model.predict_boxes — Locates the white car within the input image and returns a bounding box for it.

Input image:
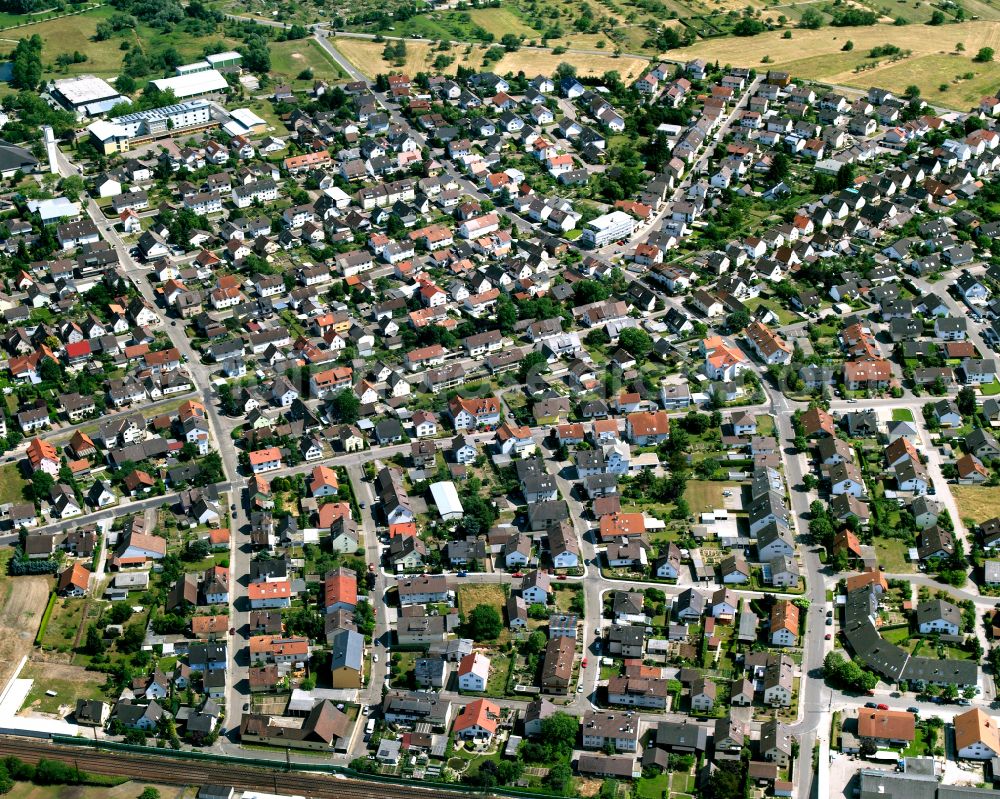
[373,654,379,663]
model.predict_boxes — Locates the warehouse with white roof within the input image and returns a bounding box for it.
[430,481,464,521]
[49,75,128,117]
[151,69,229,100]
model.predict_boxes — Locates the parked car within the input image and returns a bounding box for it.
[864,702,878,708]
[876,703,889,710]
[907,707,920,714]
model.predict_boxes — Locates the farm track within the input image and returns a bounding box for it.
[0,736,465,799]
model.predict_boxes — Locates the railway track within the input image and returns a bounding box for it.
[0,736,464,799]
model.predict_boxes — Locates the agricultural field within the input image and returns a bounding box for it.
[331,36,649,81]
[670,20,1000,107]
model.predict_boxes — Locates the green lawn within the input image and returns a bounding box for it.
[0,463,27,505]
[903,726,934,757]
[892,408,915,422]
[553,585,583,614]
[636,772,670,799]
[20,662,105,714]
[483,652,511,697]
[670,772,696,794]
[269,38,348,85]
[873,537,913,573]
[755,415,775,436]
[880,626,911,645]
[684,480,741,516]
[38,597,87,652]
[981,379,1000,396]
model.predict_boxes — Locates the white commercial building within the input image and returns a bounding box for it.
[151,69,229,99]
[50,75,127,116]
[87,100,216,154]
[580,210,637,248]
[429,481,464,521]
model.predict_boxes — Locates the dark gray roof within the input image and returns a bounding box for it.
[656,720,708,751]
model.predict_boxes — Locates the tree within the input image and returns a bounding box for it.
[0,761,12,795]
[842,39,854,50]
[546,763,572,793]
[10,35,43,91]
[500,33,521,51]
[354,600,375,636]
[115,74,137,95]
[726,309,751,332]
[703,760,742,799]
[975,47,995,62]
[540,712,579,755]
[957,385,977,416]
[467,604,502,640]
[768,152,791,182]
[82,624,105,655]
[329,390,361,423]
[523,630,546,655]
[519,350,549,383]
[618,328,652,358]
[928,9,945,24]
[836,162,856,190]
[118,622,146,653]
[572,279,610,305]
[799,7,823,27]
[496,294,517,333]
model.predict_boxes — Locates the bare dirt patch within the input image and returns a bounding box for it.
[0,567,52,689]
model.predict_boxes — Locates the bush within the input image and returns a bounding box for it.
[974,47,994,62]
[34,593,57,646]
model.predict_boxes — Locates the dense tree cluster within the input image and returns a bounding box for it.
[823,651,878,692]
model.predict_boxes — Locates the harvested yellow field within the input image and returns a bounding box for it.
[830,53,1000,108]
[331,37,648,81]
[951,486,1000,525]
[671,20,1000,65]
[497,48,647,80]
[670,21,1000,105]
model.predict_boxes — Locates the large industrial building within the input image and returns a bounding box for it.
[87,100,218,154]
[176,51,242,75]
[49,75,129,117]
[151,69,229,100]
